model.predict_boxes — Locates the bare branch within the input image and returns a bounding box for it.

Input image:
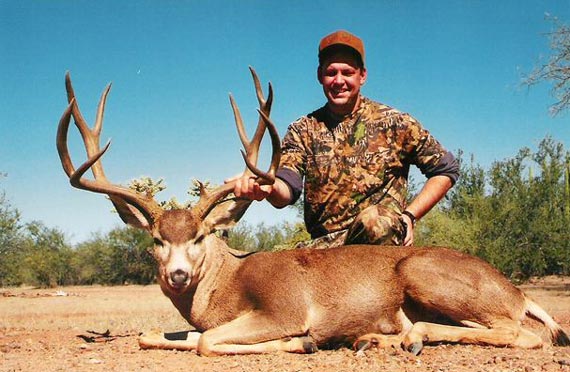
[523,16,570,116]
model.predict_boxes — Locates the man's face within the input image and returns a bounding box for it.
[318,50,367,115]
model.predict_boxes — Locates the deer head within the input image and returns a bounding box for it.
[57,68,279,295]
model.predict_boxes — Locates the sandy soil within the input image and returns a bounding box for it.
[1,277,569,372]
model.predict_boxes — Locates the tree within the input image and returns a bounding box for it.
[525,16,570,116]
[21,221,73,288]
[227,222,257,251]
[0,192,25,286]
[254,223,286,252]
[107,226,155,284]
[417,137,570,281]
[415,151,486,255]
[74,227,155,285]
[73,234,116,285]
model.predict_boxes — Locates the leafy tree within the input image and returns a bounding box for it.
[74,227,155,285]
[227,222,257,251]
[73,233,116,285]
[0,192,25,286]
[107,226,155,284]
[253,223,286,252]
[21,221,73,288]
[226,221,309,252]
[279,221,311,250]
[481,137,570,279]
[417,136,570,281]
[416,151,486,252]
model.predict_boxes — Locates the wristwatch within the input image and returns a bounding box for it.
[402,210,416,226]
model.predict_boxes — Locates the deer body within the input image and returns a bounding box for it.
[167,237,406,339]
[146,213,554,355]
[57,70,569,356]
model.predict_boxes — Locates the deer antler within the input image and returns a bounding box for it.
[57,72,164,226]
[192,67,280,220]
[57,69,279,227]
[234,67,273,170]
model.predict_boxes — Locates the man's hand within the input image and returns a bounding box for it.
[226,173,294,208]
[226,174,273,201]
[235,176,274,201]
[401,213,414,246]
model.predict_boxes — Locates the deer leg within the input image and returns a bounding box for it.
[354,308,412,353]
[197,311,314,356]
[511,328,546,348]
[138,330,201,351]
[401,319,543,355]
[200,336,316,356]
[354,333,405,352]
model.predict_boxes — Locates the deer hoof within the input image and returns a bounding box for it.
[354,339,372,352]
[406,341,423,356]
[353,334,380,352]
[301,337,318,353]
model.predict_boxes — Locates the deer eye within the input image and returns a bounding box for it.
[153,238,164,246]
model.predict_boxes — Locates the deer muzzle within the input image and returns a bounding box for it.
[170,269,190,288]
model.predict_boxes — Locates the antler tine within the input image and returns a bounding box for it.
[64,72,110,180]
[230,94,249,152]
[240,109,280,185]
[249,66,273,112]
[57,73,164,226]
[246,67,273,166]
[193,69,279,220]
[57,98,77,178]
[231,67,274,171]
[192,108,281,219]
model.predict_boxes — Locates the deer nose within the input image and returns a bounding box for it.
[170,269,189,286]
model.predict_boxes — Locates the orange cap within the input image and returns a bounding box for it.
[318,30,365,64]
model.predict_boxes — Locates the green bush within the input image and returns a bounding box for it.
[416,136,570,281]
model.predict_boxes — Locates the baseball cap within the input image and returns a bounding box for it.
[318,30,365,65]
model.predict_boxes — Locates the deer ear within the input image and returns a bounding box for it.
[109,196,152,231]
[201,198,252,234]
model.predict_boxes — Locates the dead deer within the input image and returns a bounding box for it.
[57,69,570,357]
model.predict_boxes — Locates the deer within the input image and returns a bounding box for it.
[57,68,570,357]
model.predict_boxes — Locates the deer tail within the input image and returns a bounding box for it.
[525,297,570,346]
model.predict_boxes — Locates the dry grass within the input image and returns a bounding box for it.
[0,285,189,334]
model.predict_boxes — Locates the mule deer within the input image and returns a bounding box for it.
[57,69,570,356]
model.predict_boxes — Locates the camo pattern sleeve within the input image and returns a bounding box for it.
[278,96,457,239]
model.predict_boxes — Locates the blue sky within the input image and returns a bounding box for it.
[1,1,569,244]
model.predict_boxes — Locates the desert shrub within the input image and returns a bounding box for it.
[417,136,570,280]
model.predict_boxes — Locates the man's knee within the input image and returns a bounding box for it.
[345,205,405,245]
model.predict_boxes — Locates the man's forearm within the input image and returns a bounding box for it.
[405,175,453,221]
[267,178,294,208]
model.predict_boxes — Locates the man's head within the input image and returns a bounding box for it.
[317,30,367,116]
[318,30,365,69]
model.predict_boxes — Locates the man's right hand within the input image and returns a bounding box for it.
[226,173,293,208]
[227,174,273,201]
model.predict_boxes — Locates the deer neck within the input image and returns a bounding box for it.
[183,235,245,328]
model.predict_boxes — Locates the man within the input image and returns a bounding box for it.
[233,30,459,248]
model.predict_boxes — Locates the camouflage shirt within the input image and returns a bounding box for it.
[276,96,459,239]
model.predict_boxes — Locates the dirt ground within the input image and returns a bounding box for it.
[1,276,569,372]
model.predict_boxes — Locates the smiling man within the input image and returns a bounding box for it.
[234,30,459,248]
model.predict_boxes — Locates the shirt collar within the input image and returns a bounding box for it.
[324,95,366,124]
